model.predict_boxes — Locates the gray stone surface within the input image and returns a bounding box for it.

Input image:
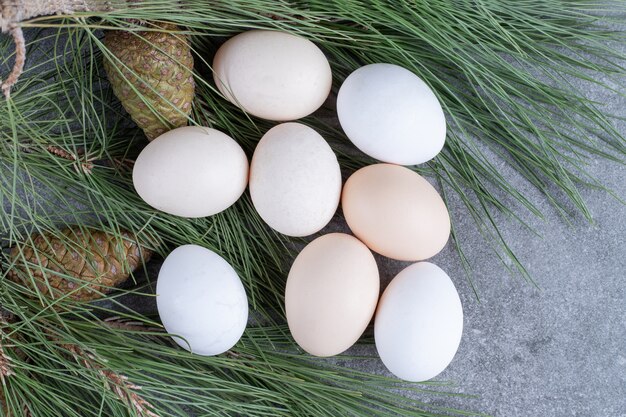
[413,62,626,417]
[394,156,626,417]
[4,24,625,417]
[364,73,626,416]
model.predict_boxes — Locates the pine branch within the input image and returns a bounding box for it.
[0,313,32,417]
[46,146,94,174]
[102,316,162,332]
[61,341,160,417]
[0,329,14,381]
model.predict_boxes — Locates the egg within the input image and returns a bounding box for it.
[250,123,341,237]
[286,233,379,356]
[132,126,248,218]
[337,63,446,165]
[156,244,248,356]
[375,262,463,381]
[213,30,332,121]
[341,163,450,261]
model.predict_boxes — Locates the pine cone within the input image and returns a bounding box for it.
[8,227,152,302]
[103,22,195,140]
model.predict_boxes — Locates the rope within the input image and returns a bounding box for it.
[0,0,98,98]
[1,26,24,98]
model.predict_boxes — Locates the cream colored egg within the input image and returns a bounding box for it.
[375,262,463,381]
[341,164,450,261]
[250,123,341,237]
[286,233,379,357]
[133,126,248,218]
[213,30,332,121]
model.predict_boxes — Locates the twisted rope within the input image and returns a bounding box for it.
[0,0,101,98]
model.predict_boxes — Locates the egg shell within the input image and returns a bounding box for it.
[337,63,446,165]
[132,126,248,218]
[213,30,332,121]
[156,244,248,356]
[286,233,379,357]
[250,123,341,237]
[375,262,463,381]
[341,163,450,261]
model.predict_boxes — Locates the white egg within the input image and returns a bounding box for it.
[156,244,248,356]
[249,123,341,237]
[213,30,332,121]
[374,262,463,381]
[337,63,446,165]
[132,126,248,218]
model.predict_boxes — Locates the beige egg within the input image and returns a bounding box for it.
[286,233,379,357]
[213,30,332,121]
[133,126,248,218]
[250,123,341,237]
[341,164,450,261]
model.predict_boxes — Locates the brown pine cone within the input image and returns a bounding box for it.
[8,227,152,302]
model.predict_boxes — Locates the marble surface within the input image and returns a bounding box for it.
[379,148,626,417]
[411,49,626,417]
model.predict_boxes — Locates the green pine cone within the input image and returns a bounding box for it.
[103,22,195,140]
